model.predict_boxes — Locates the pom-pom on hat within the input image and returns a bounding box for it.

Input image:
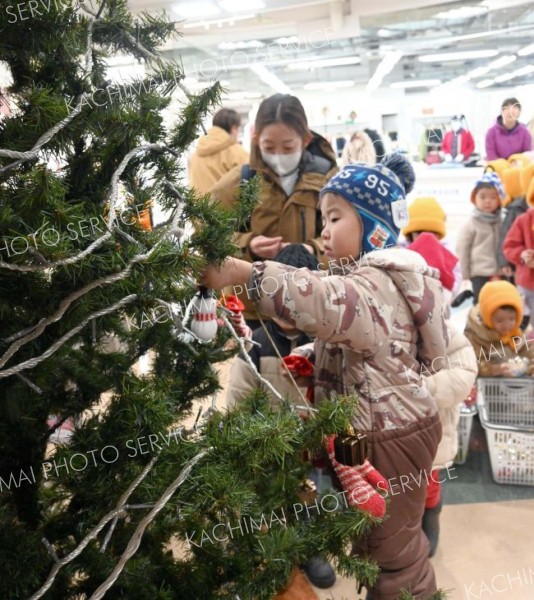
[402,196,446,240]
[470,171,505,204]
[478,280,523,330]
[320,154,414,255]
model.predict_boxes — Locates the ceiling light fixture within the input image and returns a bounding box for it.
[182,13,254,29]
[225,91,263,100]
[366,51,403,92]
[476,79,495,88]
[173,0,222,19]
[518,43,534,57]
[219,0,265,11]
[418,49,498,62]
[494,64,534,82]
[249,64,293,94]
[435,6,487,19]
[218,40,264,50]
[288,56,361,70]
[390,79,441,89]
[303,80,354,90]
[487,54,517,69]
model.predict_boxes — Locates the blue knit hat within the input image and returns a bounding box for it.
[470,171,505,204]
[320,154,415,255]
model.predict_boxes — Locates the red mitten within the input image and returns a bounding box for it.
[326,436,388,518]
[219,295,252,338]
[282,355,314,377]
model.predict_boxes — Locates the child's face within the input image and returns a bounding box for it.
[474,187,500,213]
[491,308,517,336]
[320,193,362,264]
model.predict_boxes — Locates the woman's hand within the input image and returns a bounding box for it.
[200,258,253,291]
[249,235,286,259]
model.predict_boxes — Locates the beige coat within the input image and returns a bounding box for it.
[211,133,337,263]
[455,213,501,279]
[189,126,248,194]
[426,325,477,467]
[225,321,311,409]
[211,133,338,319]
[249,248,450,432]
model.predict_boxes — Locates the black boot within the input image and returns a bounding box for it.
[422,499,442,557]
[303,556,336,588]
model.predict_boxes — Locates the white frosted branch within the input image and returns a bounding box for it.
[0,294,137,380]
[88,449,209,600]
[0,22,94,174]
[0,248,156,368]
[29,453,160,600]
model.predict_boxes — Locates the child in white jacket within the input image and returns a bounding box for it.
[407,232,478,556]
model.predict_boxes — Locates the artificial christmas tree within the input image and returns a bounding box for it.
[0,2,443,599]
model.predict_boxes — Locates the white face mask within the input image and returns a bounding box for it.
[451,119,461,132]
[261,149,302,176]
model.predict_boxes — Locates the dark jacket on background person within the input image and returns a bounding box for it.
[497,197,528,269]
[189,126,248,194]
[210,132,337,319]
[485,117,532,161]
[226,320,311,409]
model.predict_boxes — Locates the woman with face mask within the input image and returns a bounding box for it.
[210,93,338,324]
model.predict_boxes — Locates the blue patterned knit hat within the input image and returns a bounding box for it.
[320,154,415,255]
[470,171,505,204]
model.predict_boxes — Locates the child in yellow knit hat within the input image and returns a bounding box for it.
[402,196,461,295]
[464,280,534,377]
[497,167,528,279]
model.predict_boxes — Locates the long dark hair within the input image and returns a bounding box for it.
[254,94,311,139]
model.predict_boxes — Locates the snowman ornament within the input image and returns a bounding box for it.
[189,287,218,343]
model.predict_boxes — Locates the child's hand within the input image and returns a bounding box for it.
[201,258,252,291]
[492,363,514,377]
[520,250,534,267]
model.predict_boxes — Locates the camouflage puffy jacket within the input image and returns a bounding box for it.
[249,248,450,432]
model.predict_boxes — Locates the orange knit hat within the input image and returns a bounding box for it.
[484,159,509,181]
[501,167,523,206]
[521,164,534,207]
[401,196,446,239]
[528,177,534,208]
[479,280,523,330]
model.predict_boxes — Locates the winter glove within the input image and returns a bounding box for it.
[326,436,388,518]
[454,153,465,163]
